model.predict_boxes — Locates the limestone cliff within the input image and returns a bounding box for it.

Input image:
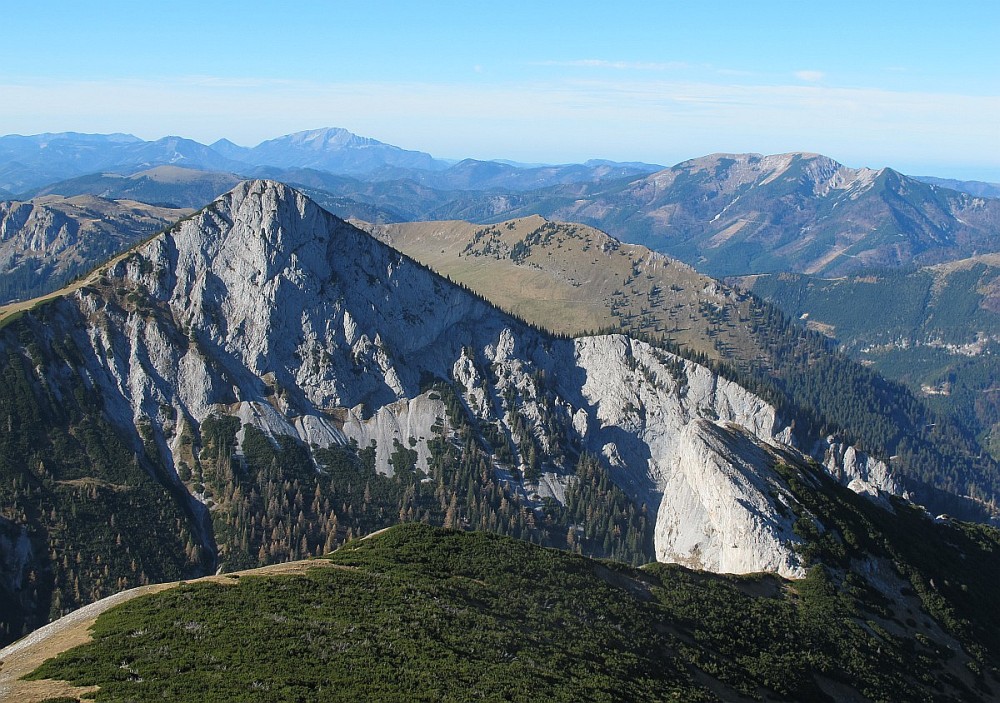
[36,180,900,578]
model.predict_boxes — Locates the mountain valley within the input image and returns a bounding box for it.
[0,128,998,701]
[0,180,940,650]
[739,256,1000,458]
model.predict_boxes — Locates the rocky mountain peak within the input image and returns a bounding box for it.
[3,181,903,590]
[250,127,381,153]
[296,127,378,149]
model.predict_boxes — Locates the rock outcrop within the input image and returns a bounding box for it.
[38,180,898,578]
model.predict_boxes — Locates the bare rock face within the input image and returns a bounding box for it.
[656,420,803,576]
[823,438,901,499]
[61,180,899,578]
[564,335,806,576]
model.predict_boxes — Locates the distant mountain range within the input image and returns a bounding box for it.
[0,132,245,193]
[0,128,662,196]
[209,127,450,174]
[471,152,1000,277]
[914,175,1000,199]
[5,130,999,280]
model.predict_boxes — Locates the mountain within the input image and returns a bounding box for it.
[0,180,900,645]
[214,130,660,190]
[296,186,407,224]
[1,129,661,210]
[364,214,1000,516]
[0,132,141,193]
[0,194,188,303]
[243,166,435,220]
[365,157,663,191]
[913,175,1000,199]
[220,127,450,175]
[115,136,244,174]
[22,165,242,209]
[738,255,1000,459]
[0,133,245,193]
[205,137,248,162]
[7,519,1000,702]
[365,215,784,360]
[472,152,1000,277]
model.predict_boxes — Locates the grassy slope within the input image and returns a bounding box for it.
[364,216,1000,512]
[366,216,768,363]
[19,470,1000,702]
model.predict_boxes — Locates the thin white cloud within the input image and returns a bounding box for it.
[794,70,825,82]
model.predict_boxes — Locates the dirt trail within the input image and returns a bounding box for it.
[0,559,342,702]
[0,248,134,327]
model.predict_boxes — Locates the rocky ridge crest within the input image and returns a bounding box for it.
[49,180,897,577]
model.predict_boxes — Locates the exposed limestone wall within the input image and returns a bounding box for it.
[58,180,901,578]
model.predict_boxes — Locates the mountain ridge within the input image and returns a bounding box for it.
[6,131,997,283]
[0,180,906,645]
[468,151,1000,277]
[6,518,1000,702]
[0,195,189,304]
[220,127,451,174]
[0,128,662,203]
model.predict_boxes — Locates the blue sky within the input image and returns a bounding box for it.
[1,1,998,179]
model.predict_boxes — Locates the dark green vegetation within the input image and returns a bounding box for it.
[26,489,1000,702]
[744,262,1000,465]
[0,321,206,644]
[0,294,651,646]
